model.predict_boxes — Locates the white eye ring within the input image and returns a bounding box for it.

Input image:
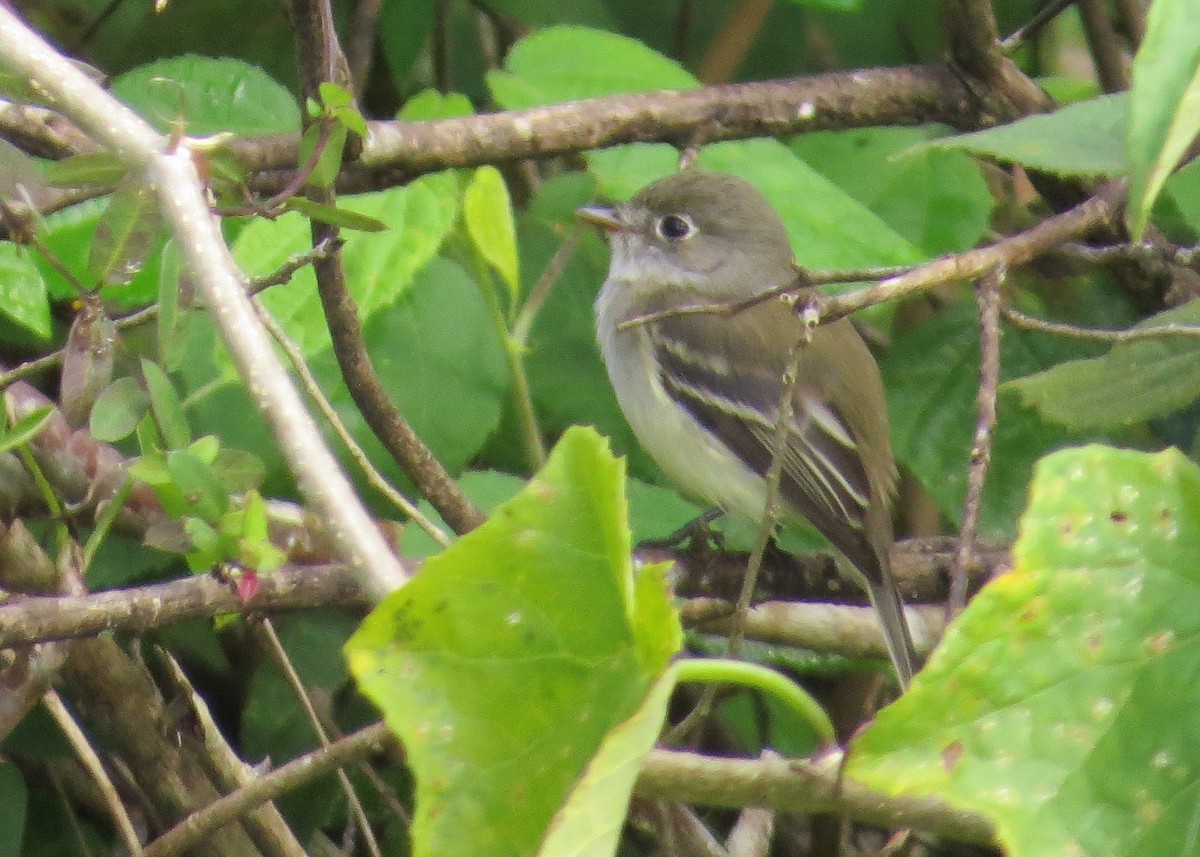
[655,213,697,242]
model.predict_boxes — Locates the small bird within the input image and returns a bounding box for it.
[579,169,917,688]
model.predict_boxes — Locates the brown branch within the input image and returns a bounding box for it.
[287,0,484,536]
[941,0,1053,122]
[0,536,1006,650]
[1001,304,1200,342]
[684,599,947,661]
[0,563,372,647]
[348,0,384,93]
[698,0,773,84]
[227,65,979,177]
[807,183,1126,323]
[1000,0,1076,52]
[142,723,392,857]
[1078,0,1129,93]
[635,750,994,845]
[950,268,1003,615]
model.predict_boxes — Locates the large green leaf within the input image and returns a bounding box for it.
[487,25,696,108]
[696,140,924,270]
[851,445,1200,857]
[932,94,1128,178]
[345,427,680,857]
[111,55,300,136]
[1006,299,1200,429]
[792,125,992,257]
[1125,0,1200,238]
[234,174,460,355]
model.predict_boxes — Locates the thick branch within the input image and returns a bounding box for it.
[635,750,994,845]
[230,65,978,175]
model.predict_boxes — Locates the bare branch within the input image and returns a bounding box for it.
[635,749,994,844]
[950,268,1003,615]
[142,723,392,857]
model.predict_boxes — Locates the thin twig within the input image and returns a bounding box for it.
[253,297,452,547]
[1000,0,1078,52]
[259,618,383,857]
[950,267,1003,616]
[1001,304,1200,342]
[665,337,805,741]
[348,0,384,93]
[43,689,144,856]
[141,723,392,857]
[619,184,1126,332]
[512,227,582,346]
[1077,0,1129,93]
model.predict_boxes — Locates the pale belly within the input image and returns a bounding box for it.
[597,316,769,525]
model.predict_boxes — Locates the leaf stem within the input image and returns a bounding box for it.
[470,248,546,471]
[673,657,836,747]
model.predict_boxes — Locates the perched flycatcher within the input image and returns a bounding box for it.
[580,169,917,688]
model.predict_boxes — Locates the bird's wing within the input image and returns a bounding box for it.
[647,298,881,575]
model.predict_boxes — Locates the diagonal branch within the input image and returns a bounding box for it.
[0,7,409,600]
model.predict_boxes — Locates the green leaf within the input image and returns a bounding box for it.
[0,406,54,456]
[141,358,191,450]
[698,140,924,270]
[236,174,460,354]
[283,197,388,232]
[90,377,150,443]
[791,125,992,256]
[37,197,163,308]
[88,175,164,287]
[110,55,300,136]
[379,0,438,92]
[298,121,348,191]
[0,242,50,339]
[850,445,1200,857]
[43,152,128,188]
[397,88,476,120]
[881,301,1082,536]
[464,165,521,300]
[539,667,678,857]
[487,25,698,108]
[315,256,509,474]
[1164,158,1200,235]
[1005,300,1200,429]
[167,447,229,523]
[1125,0,1200,238]
[932,94,1128,178]
[0,761,26,857]
[157,239,188,371]
[346,427,680,857]
[318,81,367,136]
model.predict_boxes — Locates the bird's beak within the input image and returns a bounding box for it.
[576,204,625,233]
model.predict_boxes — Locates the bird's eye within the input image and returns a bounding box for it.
[655,213,696,242]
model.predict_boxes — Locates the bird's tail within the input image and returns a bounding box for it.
[865,573,918,690]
